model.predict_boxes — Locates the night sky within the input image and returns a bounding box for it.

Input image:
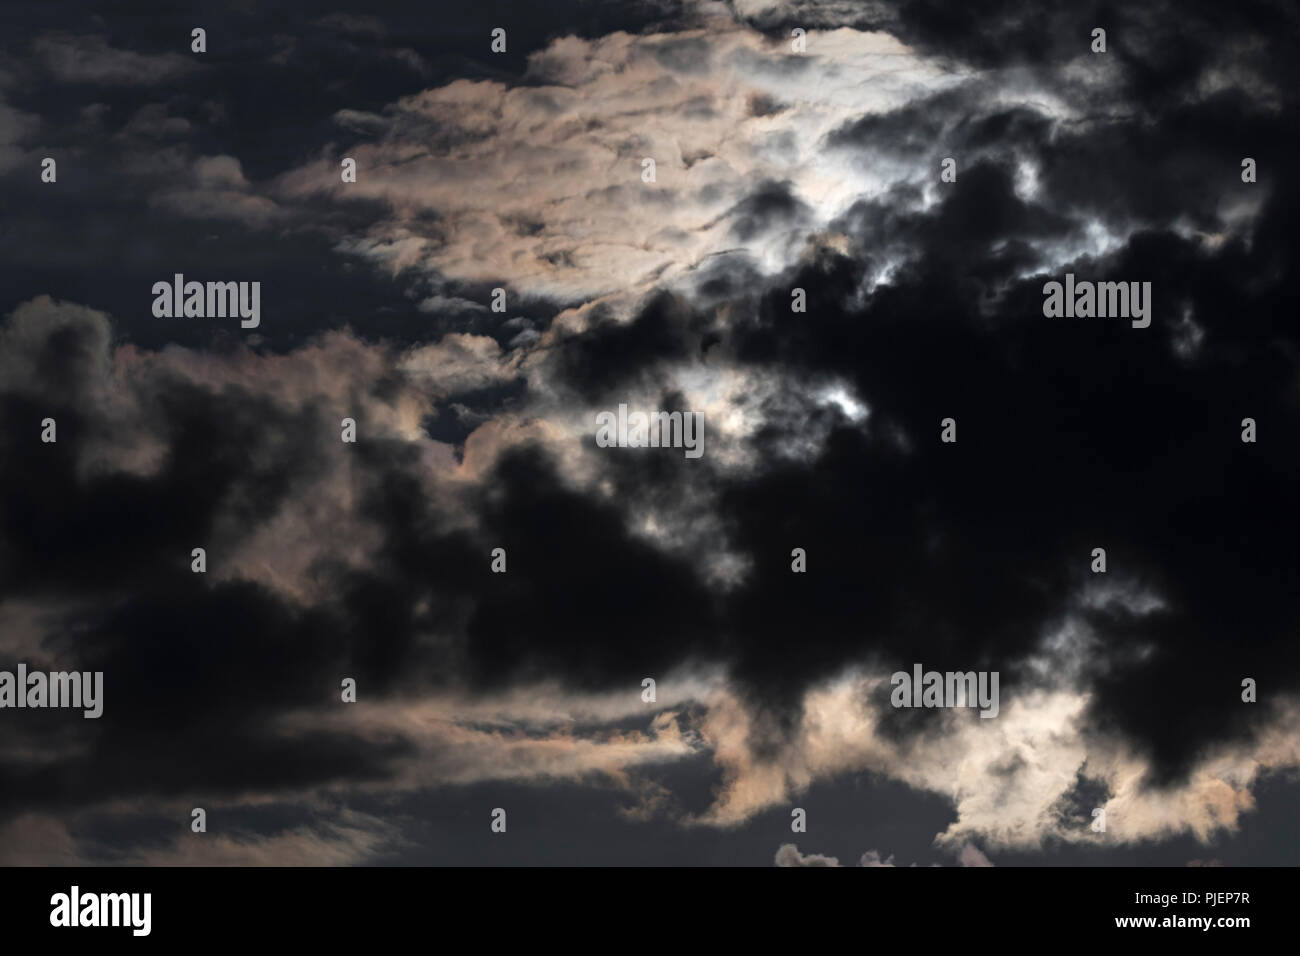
[1,0,1298,866]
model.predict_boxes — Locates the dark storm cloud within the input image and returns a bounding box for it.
[0,296,702,825]
[337,431,715,696]
[719,128,1298,787]
[480,0,1300,787]
[740,0,1297,105]
[0,313,420,818]
[552,292,701,401]
[727,179,812,242]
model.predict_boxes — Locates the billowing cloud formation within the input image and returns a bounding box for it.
[775,843,840,866]
[3,281,1296,864]
[1,0,1299,865]
[278,21,961,303]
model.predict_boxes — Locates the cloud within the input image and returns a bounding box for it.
[0,814,84,865]
[125,813,401,866]
[149,155,285,227]
[0,96,38,174]
[958,844,994,867]
[775,843,839,866]
[32,33,199,86]
[275,24,959,304]
[0,295,715,859]
[777,842,994,866]
[2,1,1298,865]
[858,849,894,866]
[700,661,1300,849]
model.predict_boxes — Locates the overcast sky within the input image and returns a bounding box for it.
[1,0,1298,866]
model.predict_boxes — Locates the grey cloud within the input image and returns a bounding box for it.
[32,33,200,86]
